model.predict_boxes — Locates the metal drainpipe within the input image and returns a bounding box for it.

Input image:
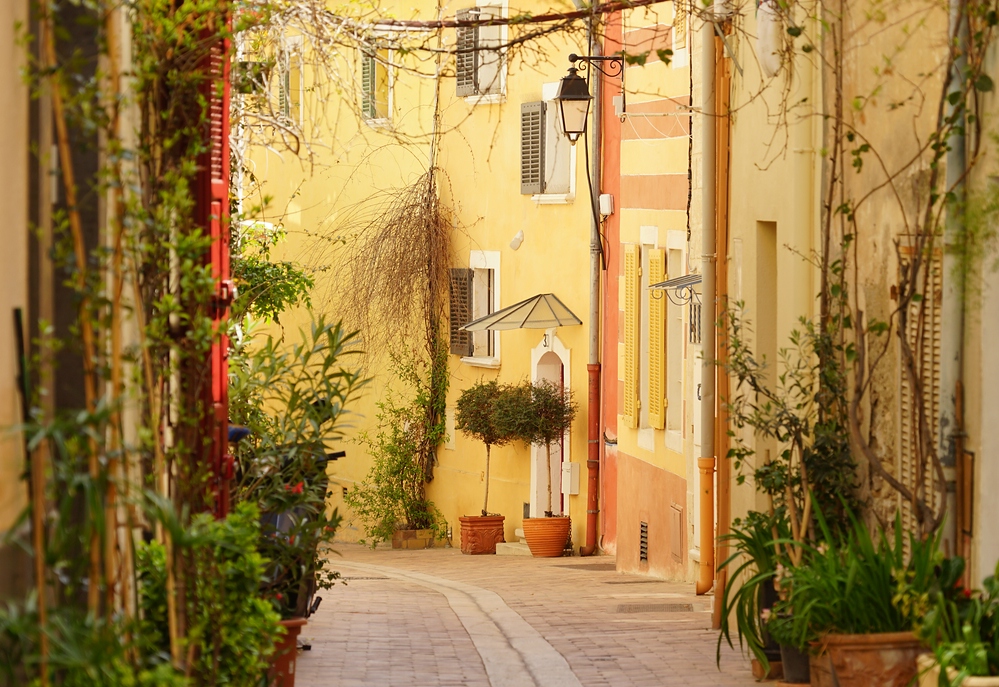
[940,0,967,556]
[696,14,717,596]
[582,20,603,557]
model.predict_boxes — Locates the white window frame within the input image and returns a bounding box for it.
[531,82,577,205]
[360,40,394,128]
[458,0,508,105]
[461,250,501,368]
[663,229,685,453]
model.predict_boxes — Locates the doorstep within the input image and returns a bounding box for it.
[495,541,532,556]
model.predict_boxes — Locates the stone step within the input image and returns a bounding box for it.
[495,541,532,557]
[514,528,527,543]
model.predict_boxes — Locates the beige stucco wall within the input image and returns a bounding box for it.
[0,0,29,536]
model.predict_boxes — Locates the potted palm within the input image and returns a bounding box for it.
[455,380,513,554]
[496,379,576,557]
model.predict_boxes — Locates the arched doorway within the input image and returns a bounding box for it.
[530,331,570,517]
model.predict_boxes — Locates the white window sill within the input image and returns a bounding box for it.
[364,117,392,129]
[531,193,575,205]
[464,93,506,106]
[460,356,501,369]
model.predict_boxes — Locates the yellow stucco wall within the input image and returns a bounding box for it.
[246,1,598,548]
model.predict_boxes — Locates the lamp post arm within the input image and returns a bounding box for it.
[568,53,624,78]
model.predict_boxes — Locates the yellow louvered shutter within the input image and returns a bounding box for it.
[648,249,667,429]
[623,244,641,429]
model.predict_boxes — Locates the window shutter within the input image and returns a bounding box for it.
[450,268,474,356]
[623,244,641,429]
[455,8,479,97]
[898,244,943,546]
[673,1,686,49]
[647,249,667,430]
[361,47,376,118]
[521,101,545,195]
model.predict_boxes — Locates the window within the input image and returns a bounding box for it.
[278,36,303,125]
[361,44,391,122]
[449,251,501,365]
[455,4,505,99]
[520,85,575,199]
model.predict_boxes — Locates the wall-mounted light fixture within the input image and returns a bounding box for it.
[553,53,624,144]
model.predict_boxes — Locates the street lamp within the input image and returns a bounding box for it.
[553,53,624,144]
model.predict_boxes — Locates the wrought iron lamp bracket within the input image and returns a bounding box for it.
[568,53,625,79]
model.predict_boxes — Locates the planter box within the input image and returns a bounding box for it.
[810,632,923,687]
[270,617,307,687]
[391,528,435,550]
[522,516,570,557]
[459,515,505,555]
[918,654,999,687]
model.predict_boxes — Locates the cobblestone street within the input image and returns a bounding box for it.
[296,544,759,687]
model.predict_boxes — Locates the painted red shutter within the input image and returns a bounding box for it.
[197,24,233,518]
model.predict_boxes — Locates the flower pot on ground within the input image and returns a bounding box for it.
[779,641,811,683]
[495,379,577,557]
[391,527,436,549]
[270,617,308,687]
[455,380,516,554]
[522,516,571,557]
[820,631,923,687]
[774,513,949,687]
[459,514,506,554]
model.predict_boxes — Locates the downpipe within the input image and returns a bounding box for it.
[582,23,603,557]
[696,14,717,596]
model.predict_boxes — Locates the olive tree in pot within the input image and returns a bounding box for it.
[455,380,513,554]
[496,379,577,557]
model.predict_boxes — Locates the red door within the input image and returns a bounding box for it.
[196,30,234,518]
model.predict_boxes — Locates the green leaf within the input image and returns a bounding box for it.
[975,73,994,93]
[656,48,674,65]
[787,25,803,37]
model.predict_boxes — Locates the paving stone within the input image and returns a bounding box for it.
[296,544,761,687]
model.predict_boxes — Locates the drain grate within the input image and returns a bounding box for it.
[554,563,617,572]
[616,603,694,613]
[341,576,389,581]
[603,579,662,585]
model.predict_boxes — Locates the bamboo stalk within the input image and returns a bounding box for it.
[40,0,103,617]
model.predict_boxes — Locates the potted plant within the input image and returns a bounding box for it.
[496,379,577,557]
[916,558,999,687]
[773,512,945,687]
[229,316,365,687]
[455,380,513,554]
[717,511,789,680]
[344,355,447,549]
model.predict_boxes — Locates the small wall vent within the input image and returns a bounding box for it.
[639,521,649,563]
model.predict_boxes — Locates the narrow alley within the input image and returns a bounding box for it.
[296,545,757,687]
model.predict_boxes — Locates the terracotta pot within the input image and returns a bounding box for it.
[270,617,307,687]
[522,516,570,557]
[459,515,506,555]
[809,651,836,687]
[815,631,923,687]
[391,528,435,549]
[917,654,999,687]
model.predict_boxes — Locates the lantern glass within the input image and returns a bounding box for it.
[554,68,592,143]
[559,98,591,142]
